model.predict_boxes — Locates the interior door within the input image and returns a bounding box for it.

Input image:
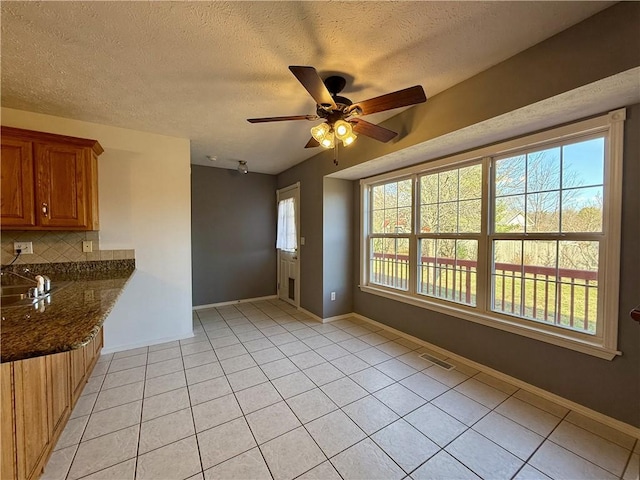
[277,183,300,306]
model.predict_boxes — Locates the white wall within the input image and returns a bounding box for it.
[1,108,193,351]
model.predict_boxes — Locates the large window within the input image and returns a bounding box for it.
[360,110,625,359]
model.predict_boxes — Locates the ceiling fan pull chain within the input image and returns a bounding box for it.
[333,143,339,166]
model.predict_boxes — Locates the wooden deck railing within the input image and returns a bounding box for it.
[371,253,597,330]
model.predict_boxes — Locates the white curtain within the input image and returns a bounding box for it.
[276,198,297,252]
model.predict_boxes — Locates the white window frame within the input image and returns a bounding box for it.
[360,109,625,360]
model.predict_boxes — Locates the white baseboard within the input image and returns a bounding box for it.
[296,307,355,324]
[101,331,194,355]
[193,295,278,310]
[351,312,640,440]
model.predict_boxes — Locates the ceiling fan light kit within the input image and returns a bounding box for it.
[247,65,427,152]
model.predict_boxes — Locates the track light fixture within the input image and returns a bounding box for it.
[237,160,248,174]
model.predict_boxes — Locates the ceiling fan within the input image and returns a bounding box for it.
[247,66,427,149]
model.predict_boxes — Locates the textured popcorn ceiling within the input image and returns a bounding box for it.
[1,1,613,174]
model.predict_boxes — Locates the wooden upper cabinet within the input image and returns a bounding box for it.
[35,143,90,229]
[1,127,103,231]
[0,138,36,227]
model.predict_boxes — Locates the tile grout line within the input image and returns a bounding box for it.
[51,301,635,480]
[218,310,277,480]
[63,354,115,480]
[131,347,149,479]
[180,325,207,480]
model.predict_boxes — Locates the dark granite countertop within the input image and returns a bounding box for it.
[1,261,135,363]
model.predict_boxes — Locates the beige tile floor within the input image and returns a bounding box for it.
[43,299,639,480]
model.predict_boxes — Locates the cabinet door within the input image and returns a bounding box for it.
[69,348,86,405]
[1,363,17,480]
[35,143,89,228]
[0,138,35,227]
[14,357,50,480]
[94,328,104,359]
[47,352,70,442]
[84,337,97,372]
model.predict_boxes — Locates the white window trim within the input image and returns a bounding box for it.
[359,109,625,360]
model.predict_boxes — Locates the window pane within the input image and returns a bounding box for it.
[558,241,598,334]
[492,240,523,316]
[495,155,526,196]
[494,195,525,233]
[561,186,603,233]
[384,183,398,209]
[418,238,477,306]
[522,241,557,323]
[372,179,414,234]
[372,210,385,233]
[438,202,457,233]
[458,199,481,233]
[492,239,599,335]
[562,138,604,189]
[419,163,481,234]
[370,237,410,291]
[420,204,437,233]
[527,147,561,193]
[397,179,413,207]
[372,185,385,210]
[526,191,560,233]
[459,164,482,200]
[420,174,438,205]
[397,206,412,233]
[439,170,458,202]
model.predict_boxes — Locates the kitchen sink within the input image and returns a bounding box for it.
[1,282,70,308]
[2,292,33,307]
[1,284,34,296]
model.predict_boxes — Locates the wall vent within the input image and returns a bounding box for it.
[419,352,454,371]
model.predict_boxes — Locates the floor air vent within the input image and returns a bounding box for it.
[419,352,454,370]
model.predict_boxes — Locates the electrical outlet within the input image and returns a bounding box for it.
[82,241,93,253]
[14,242,33,254]
[330,291,336,301]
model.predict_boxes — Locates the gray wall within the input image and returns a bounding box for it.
[353,103,640,427]
[276,3,640,425]
[278,159,328,316]
[191,165,277,306]
[323,178,354,318]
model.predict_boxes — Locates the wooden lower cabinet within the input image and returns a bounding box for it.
[47,353,71,443]
[1,363,17,480]
[0,327,103,480]
[13,357,50,480]
[69,347,86,405]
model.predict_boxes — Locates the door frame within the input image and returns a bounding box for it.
[276,182,301,307]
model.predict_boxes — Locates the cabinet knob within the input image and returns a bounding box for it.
[42,203,48,217]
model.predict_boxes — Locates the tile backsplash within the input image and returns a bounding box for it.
[1,231,134,265]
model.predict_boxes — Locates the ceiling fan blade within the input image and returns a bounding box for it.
[351,118,398,143]
[289,66,337,110]
[247,115,318,123]
[349,85,427,116]
[304,138,320,148]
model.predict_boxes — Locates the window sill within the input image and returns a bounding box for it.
[359,285,621,360]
